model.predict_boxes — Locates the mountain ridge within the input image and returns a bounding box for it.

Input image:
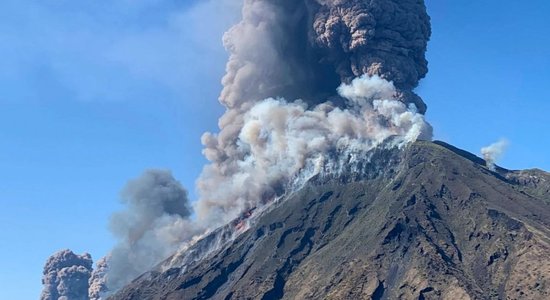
[110,141,550,300]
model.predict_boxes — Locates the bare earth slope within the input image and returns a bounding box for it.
[111,141,550,300]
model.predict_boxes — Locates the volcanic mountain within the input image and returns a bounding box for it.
[110,141,550,300]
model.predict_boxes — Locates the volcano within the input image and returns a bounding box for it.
[109,141,550,300]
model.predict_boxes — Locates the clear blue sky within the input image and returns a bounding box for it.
[0,1,548,299]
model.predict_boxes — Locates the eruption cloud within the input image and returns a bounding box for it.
[41,250,93,300]
[197,0,431,228]
[481,139,509,171]
[43,0,433,295]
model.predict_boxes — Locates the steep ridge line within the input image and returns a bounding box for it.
[110,141,550,300]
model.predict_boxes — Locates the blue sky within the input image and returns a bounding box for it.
[0,1,549,299]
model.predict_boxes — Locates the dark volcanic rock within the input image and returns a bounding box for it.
[110,141,550,300]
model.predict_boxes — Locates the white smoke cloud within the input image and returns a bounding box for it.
[481,139,509,171]
[196,74,432,229]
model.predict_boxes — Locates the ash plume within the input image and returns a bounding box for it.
[41,249,93,300]
[481,139,509,171]
[218,0,430,112]
[313,0,431,112]
[104,169,197,292]
[197,0,431,227]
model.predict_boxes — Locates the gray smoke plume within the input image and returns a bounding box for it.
[481,139,509,171]
[88,256,109,300]
[104,169,196,292]
[312,0,431,112]
[218,0,430,112]
[41,249,93,300]
[197,0,431,227]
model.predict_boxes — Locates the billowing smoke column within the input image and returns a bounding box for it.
[197,0,431,227]
[481,139,509,171]
[105,169,195,291]
[217,0,430,113]
[312,0,431,112]
[41,250,93,300]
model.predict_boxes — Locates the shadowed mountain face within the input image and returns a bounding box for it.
[110,141,550,300]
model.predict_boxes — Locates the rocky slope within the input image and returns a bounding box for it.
[110,141,550,300]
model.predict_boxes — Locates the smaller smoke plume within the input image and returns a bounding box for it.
[481,139,509,171]
[41,249,93,300]
[105,169,196,292]
[88,256,109,300]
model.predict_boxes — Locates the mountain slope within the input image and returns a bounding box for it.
[111,141,550,300]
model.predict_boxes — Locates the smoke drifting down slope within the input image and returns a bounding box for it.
[42,0,433,296]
